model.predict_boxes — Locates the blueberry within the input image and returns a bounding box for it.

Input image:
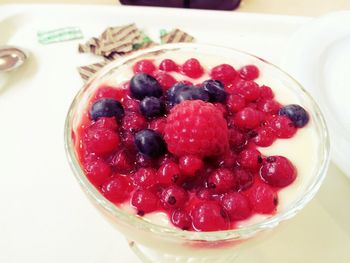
[135,129,167,158]
[130,73,163,100]
[90,98,124,121]
[166,82,191,104]
[140,97,165,118]
[202,80,227,102]
[279,104,309,128]
[174,86,209,105]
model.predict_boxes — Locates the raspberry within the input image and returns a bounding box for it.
[210,64,237,84]
[207,168,236,194]
[131,189,158,214]
[110,149,134,174]
[237,149,262,171]
[101,175,131,204]
[132,168,157,189]
[181,58,204,78]
[157,161,181,185]
[257,99,281,114]
[221,192,252,221]
[171,209,191,230]
[179,155,203,176]
[148,117,167,135]
[247,183,277,214]
[253,127,276,147]
[232,80,260,102]
[154,71,177,91]
[239,65,260,80]
[133,59,156,75]
[213,102,228,117]
[234,107,262,130]
[161,185,188,209]
[159,59,178,72]
[94,85,127,102]
[269,115,297,138]
[164,100,229,157]
[260,156,296,187]
[84,159,112,187]
[121,112,147,133]
[190,202,228,231]
[227,94,245,113]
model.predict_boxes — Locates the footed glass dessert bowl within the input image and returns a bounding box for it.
[65,43,330,263]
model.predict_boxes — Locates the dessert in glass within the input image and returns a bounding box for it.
[65,43,330,263]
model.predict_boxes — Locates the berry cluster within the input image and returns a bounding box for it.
[76,57,309,232]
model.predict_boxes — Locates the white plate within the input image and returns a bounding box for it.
[282,11,350,177]
[0,4,349,263]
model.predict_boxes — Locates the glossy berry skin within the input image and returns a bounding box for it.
[130,73,163,100]
[221,192,252,221]
[84,159,112,187]
[135,129,167,158]
[93,85,127,101]
[233,167,254,191]
[173,86,209,105]
[164,100,229,157]
[157,161,181,185]
[207,168,236,194]
[121,112,147,132]
[181,58,204,78]
[260,156,296,187]
[279,104,309,128]
[190,202,228,231]
[131,189,158,214]
[269,115,297,138]
[226,94,245,113]
[161,185,188,209]
[179,155,204,176]
[90,98,124,121]
[202,79,228,102]
[132,168,157,189]
[101,175,131,204]
[110,149,134,174]
[140,96,165,118]
[159,59,178,72]
[148,117,167,135]
[234,107,262,129]
[210,64,237,84]
[154,71,177,91]
[166,82,190,106]
[238,149,262,171]
[239,65,260,80]
[133,59,156,75]
[233,80,260,102]
[253,127,276,147]
[171,210,191,230]
[247,183,277,214]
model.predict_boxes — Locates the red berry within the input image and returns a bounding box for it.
[253,127,276,147]
[164,100,229,157]
[132,168,157,189]
[196,188,215,200]
[227,94,245,113]
[234,107,262,130]
[131,189,158,214]
[90,117,118,131]
[210,64,237,84]
[228,128,247,148]
[122,96,140,113]
[207,168,237,193]
[154,71,177,91]
[102,175,131,204]
[260,85,274,99]
[157,161,181,185]
[161,185,188,209]
[216,150,237,168]
[148,117,167,135]
[213,102,228,117]
[181,58,204,79]
[247,183,277,214]
[239,65,260,80]
[94,85,127,102]
[135,152,155,168]
[171,209,192,230]
[260,156,296,187]
[233,80,260,102]
[233,167,254,191]
[84,159,112,187]
[159,59,178,72]
[190,202,228,231]
[222,192,252,220]
[269,115,297,138]
[122,112,147,133]
[257,99,281,114]
[179,155,204,177]
[133,59,156,75]
[120,130,135,149]
[238,149,262,171]
[110,149,134,174]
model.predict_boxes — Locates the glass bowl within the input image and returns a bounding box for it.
[64,43,330,263]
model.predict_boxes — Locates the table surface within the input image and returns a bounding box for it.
[1,0,350,16]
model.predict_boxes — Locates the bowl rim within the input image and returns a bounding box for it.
[64,43,330,241]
